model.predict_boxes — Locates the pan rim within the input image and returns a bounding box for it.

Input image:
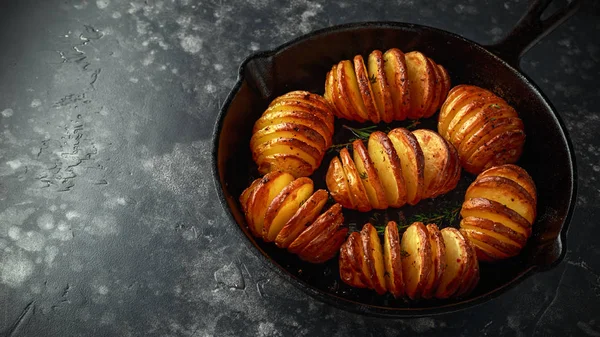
[210,21,578,317]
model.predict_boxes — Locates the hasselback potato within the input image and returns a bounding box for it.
[339,221,479,299]
[459,164,537,261]
[324,48,451,123]
[251,91,336,178]
[240,171,347,263]
[326,128,461,211]
[438,85,525,174]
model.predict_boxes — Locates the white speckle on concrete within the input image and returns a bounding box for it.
[86,215,119,236]
[96,0,110,9]
[8,227,21,240]
[258,322,280,337]
[0,251,35,287]
[49,205,58,212]
[51,221,74,241]
[37,213,55,230]
[30,99,42,108]
[142,51,155,66]
[1,108,13,117]
[454,4,479,15]
[6,160,22,169]
[98,285,109,295]
[112,11,121,19]
[250,42,260,51]
[179,35,202,54]
[129,77,139,83]
[593,165,600,172]
[214,64,223,71]
[65,211,80,220]
[16,231,45,252]
[45,246,59,267]
[299,3,322,34]
[205,84,216,94]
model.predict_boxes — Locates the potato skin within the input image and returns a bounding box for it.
[460,164,537,262]
[251,91,335,177]
[438,84,525,174]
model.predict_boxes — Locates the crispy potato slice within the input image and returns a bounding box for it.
[308,228,349,264]
[251,123,327,155]
[340,148,371,212]
[401,222,431,300]
[423,58,442,118]
[452,230,476,298]
[412,129,451,199]
[326,156,355,209]
[460,229,512,261]
[275,189,328,248]
[240,178,262,214]
[367,50,395,123]
[298,214,345,263]
[435,227,469,299]
[466,176,536,224]
[257,154,313,178]
[405,51,435,119]
[460,216,527,248]
[262,177,314,242]
[445,94,501,143]
[367,131,407,207]
[459,117,524,161]
[270,91,335,130]
[461,197,531,237]
[465,129,525,174]
[436,64,451,106]
[478,164,537,204]
[361,223,387,295]
[421,224,446,299]
[354,55,380,123]
[352,140,388,210]
[254,110,332,145]
[246,172,295,237]
[383,221,405,298]
[459,227,521,258]
[383,48,411,121]
[436,139,461,197]
[337,60,368,122]
[288,204,342,254]
[340,232,369,288]
[266,98,335,137]
[450,101,517,150]
[438,85,488,137]
[326,64,352,120]
[456,235,480,297]
[388,128,425,205]
[254,137,321,170]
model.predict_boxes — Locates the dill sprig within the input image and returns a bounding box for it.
[344,124,378,140]
[407,205,461,227]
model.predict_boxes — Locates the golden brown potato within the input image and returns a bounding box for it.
[435,227,469,299]
[325,156,355,209]
[288,204,343,255]
[465,175,536,224]
[405,51,435,119]
[460,164,537,262]
[354,55,381,123]
[262,177,314,242]
[324,48,449,122]
[307,227,349,264]
[368,131,407,208]
[383,48,411,121]
[421,224,446,299]
[339,232,369,288]
[412,129,459,199]
[240,178,262,214]
[388,128,425,205]
[454,231,479,298]
[383,221,405,298]
[275,189,328,248]
[251,91,335,177]
[245,172,295,237]
[438,84,525,174]
[297,214,345,263]
[352,140,388,210]
[367,50,395,123]
[340,148,372,212]
[401,222,432,300]
[361,223,388,295]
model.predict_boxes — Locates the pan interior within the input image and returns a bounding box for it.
[215,23,575,314]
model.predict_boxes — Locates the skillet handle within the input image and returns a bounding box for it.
[486,0,581,69]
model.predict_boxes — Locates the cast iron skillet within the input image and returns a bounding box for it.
[212,0,579,317]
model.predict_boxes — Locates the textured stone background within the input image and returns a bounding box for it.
[0,0,598,336]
